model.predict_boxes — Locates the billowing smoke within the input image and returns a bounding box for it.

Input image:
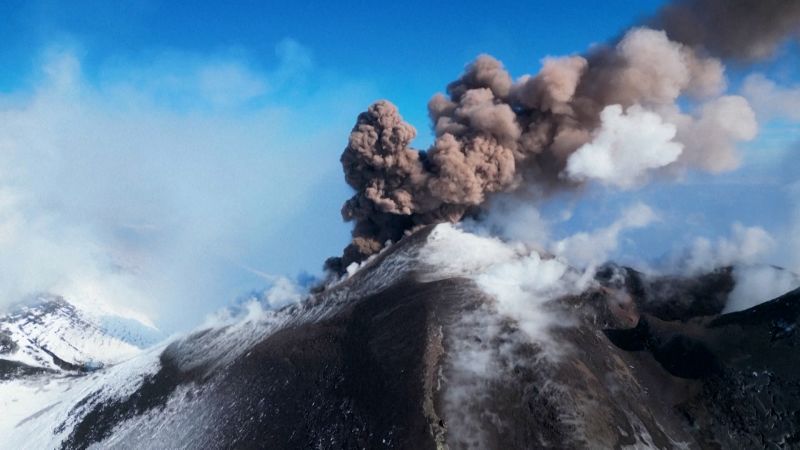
[329,0,798,272]
[741,74,800,122]
[653,0,800,61]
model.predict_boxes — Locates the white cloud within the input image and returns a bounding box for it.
[0,43,375,330]
[788,180,800,274]
[741,73,800,122]
[565,104,683,188]
[93,39,313,110]
[552,202,658,267]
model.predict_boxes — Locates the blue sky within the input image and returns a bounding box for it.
[0,1,797,330]
[0,0,670,137]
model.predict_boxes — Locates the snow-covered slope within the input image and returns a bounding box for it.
[0,294,162,373]
[0,294,164,447]
[0,344,165,449]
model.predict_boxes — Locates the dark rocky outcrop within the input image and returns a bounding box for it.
[596,264,736,321]
[0,358,54,380]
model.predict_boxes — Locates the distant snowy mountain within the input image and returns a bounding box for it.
[0,294,164,448]
[0,294,162,375]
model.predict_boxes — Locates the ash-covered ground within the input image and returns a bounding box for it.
[2,224,798,449]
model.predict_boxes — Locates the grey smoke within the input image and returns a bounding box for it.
[653,0,800,61]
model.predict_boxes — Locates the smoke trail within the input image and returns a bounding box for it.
[653,0,800,61]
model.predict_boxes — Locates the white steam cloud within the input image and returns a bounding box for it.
[788,180,800,275]
[726,265,800,313]
[552,203,658,267]
[565,105,683,188]
[420,223,591,348]
[677,223,775,274]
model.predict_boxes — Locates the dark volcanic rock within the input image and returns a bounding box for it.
[0,358,54,380]
[54,229,800,449]
[596,263,736,321]
[604,287,800,448]
[0,330,17,354]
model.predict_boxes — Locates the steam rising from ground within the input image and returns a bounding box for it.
[727,265,800,313]
[330,0,800,268]
[676,223,776,274]
[422,202,662,347]
[670,223,799,311]
[419,223,591,357]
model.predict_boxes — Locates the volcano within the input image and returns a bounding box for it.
[2,224,798,449]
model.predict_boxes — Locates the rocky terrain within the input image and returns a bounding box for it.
[2,225,799,449]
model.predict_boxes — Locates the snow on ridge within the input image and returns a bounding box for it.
[419,224,593,341]
[0,293,166,446]
[0,343,165,449]
[0,294,162,373]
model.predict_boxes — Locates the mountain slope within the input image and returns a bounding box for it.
[3,224,799,449]
[0,295,160,374]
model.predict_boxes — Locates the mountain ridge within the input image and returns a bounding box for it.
[2,224,799,449]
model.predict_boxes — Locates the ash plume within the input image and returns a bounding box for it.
[653,0,800,61]
[328,0,800,272]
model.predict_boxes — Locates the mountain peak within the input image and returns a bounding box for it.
[0,294,162,375]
